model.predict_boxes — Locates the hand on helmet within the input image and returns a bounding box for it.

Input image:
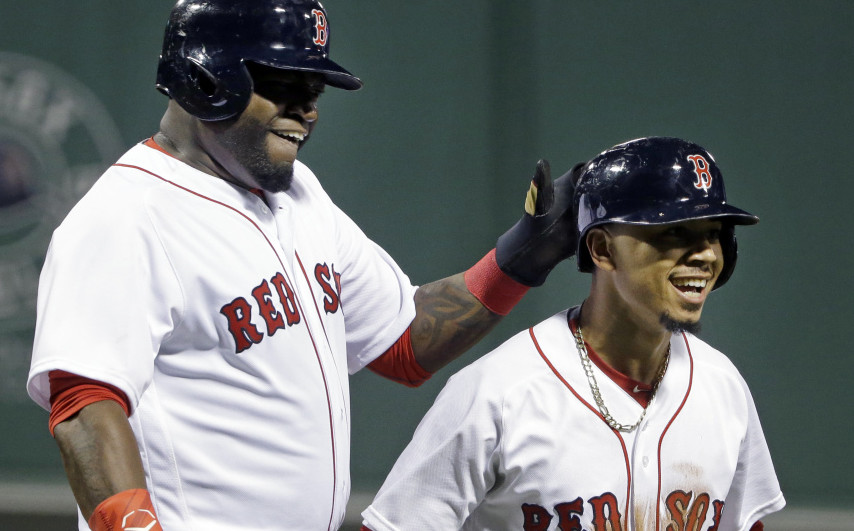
[495,160,583,286]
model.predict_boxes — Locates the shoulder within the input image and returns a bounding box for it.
[445,311,572,400]
[292,159,320,184]
[53,142,235,244]
[288,159,330,200]
[681,333,742,375]
[70,142,190,213]
[55,153,159,238]
[679,332,754,400]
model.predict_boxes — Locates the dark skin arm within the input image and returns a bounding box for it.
[53,400,147,520]
[409,272,503,373]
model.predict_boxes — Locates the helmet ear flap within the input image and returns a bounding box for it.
[568,161,586,187]
[170,58,253,121]
[713,224,738,290]
[187,59,220,98]
[569,160,594,273]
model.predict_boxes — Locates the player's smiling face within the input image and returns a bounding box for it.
[601,219,724,331]
[203,67,325,193]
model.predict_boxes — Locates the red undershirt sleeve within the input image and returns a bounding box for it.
[367,326,432,387]
[48,370,131,436]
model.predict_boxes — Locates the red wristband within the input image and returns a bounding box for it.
[464,249,530,316]
[88,489,162,531]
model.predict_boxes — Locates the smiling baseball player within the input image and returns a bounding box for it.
[361,137,785,531]
[25,1,579,530]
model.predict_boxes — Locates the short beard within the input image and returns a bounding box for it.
[219,117,295,193]
[248,156,294,193]
[660,312,702,335]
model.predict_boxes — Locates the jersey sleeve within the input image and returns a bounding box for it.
[328,201,418,374]
[361,365,501,530]
[27,175,182,412]
[720,375,786,530]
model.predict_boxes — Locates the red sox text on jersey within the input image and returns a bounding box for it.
[220,263,342,353]
[522,489,723,531]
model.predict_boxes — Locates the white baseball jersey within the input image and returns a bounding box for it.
[27,141,418,530]
[362,308,784,531]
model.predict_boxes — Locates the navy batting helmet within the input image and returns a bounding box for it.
[574,137,758,289]
[156,0,362,121]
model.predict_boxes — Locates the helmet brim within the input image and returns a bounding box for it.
[269,57,363,91]
[606,202,759,227]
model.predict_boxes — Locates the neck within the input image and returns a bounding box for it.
[577,291,671,385]
[155,104,248,190]
[155,104,202,166]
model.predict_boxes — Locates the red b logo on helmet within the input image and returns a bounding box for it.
[687,154,713,191]
[312,9,328,46]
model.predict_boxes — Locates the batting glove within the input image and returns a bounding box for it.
[495,160,582,287]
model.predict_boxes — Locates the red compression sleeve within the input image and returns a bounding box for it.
[464,248,530,316]
[367,326,432,387]
[48,370,131,436]
[89,489,162,531]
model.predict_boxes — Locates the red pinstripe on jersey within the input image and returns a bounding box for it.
[656,332,694,530]
[294,250,340,531]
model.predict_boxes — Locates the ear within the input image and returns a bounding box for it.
[587,227,616,272]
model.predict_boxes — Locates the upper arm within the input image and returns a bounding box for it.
[720,376,785,529]
[326,203,418,373]
[28,185,179,409]
[362,368,501,529]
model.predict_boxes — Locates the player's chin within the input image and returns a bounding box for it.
[660,310,702,334]
[254,163,295,193]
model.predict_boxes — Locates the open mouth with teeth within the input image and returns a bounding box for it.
[671,278,708,296]
[271,130,306,146]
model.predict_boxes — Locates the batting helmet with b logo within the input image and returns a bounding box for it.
[155,0,362,121]
[573,137,759,289]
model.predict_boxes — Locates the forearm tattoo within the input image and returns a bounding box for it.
[411,274,502,372]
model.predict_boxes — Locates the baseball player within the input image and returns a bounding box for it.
[361,137,786,531]
[25,1,578,530]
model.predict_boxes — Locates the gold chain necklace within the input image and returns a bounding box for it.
[572,326,670,433]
